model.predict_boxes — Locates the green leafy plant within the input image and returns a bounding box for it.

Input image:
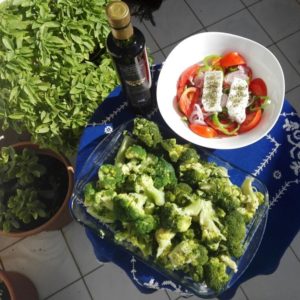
[0,146,50,232]
[0,0,118,154]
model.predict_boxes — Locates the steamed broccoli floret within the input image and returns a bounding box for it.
[114,229,153,257]
[167,239,208,270]
[135,174,165,206]
[165,182,193,206]
[155,228,176,258]
[125,144,147,161]
[223,211,246,258]
[113,193,147,221]
[153,157,177,189]
[198,199,226,251]
[204,257,230,292]
[199,177,243,212]
[160,202,192,232]
[115,134,136,164]
[132,118,162,148]
[178,147,200,164]
[239,177,265,222]
[219,254,238,273]
[160,138,188,162]
[179,162,210,185]
[98,164,124,190]
[84,185,117,223]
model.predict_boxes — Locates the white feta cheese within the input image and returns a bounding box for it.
[226,77,249,124]
[202,71,223,112]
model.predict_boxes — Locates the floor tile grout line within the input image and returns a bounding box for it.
[0,237,25,254]
[60,228,95,300]
[183,0,207,30]
[286,83,300,94]
[164,289,172,300]
[289,245,300,263]
[43,277,83,300]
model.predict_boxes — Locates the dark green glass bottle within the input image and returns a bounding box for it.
[106,1,154,115]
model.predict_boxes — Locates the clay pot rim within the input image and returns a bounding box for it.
[0,270,17,299]
[0,141,74,238]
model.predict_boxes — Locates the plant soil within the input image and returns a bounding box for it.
[0,281,10,300]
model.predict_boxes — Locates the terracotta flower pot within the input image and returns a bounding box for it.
[0,270,38,300]
[0,142,74,238]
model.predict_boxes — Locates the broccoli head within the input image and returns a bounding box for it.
[198,199,226,251]
[178,147,200,164]
[153,157,177,189]
[155,228,176,258]
[114,229,153,257]
[84,186,117,223]
[204,257,230,292]
[98,164,124,190]
[160,138,188,162]
[113,193,147,222]
[125,144,147,161]
[222,211,246,258]
[160,202,192,233]
[134,214,159,235]
[165,182,193,206]
[135,174,165,206]
[167,239,208,270]
[179,162,210,186]
[132,118,162,148]
[114,134,136,164]
[239,177,265,222]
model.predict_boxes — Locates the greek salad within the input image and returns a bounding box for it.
[176,51,270,138]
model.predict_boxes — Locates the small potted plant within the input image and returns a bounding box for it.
[0,142,74,238]
[0,257,38,300]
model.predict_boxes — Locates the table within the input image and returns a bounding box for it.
[75,64,300,299]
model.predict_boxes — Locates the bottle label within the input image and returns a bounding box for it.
[118,49,152,107]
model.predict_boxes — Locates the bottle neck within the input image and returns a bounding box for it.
[111,22,134,42]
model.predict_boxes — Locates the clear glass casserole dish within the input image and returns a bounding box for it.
[70,118,269,298]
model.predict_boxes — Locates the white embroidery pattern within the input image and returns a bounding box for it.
[273,170,282,180]
[104,125,113,134]
[252,134,281,176]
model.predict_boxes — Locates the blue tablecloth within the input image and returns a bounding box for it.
[75,65,300,299]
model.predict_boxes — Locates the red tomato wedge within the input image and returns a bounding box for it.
[249,78,267,96]
[220,52,246,68]
[177,64,199,100]
[239,109,262,133]
[189,123,218,138]
[178,87,200,117]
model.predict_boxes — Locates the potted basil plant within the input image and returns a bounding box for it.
[0,142,74,238]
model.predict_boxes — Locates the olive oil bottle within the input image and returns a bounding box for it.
[106,1,153,114]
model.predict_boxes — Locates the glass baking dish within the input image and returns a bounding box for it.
[70,118,269,298]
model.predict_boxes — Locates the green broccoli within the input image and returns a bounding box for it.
[204,257,230,292]
[134,214,159,235]
[135,174,165,206]
[222,211,246,258]
[219,254,238,273]
[160,202,192,232]
[155,228,176,258]
[178,147,200,164]
[165,182,193,206]
[132,118,162,148]
[167,239,208,270]
[114,134,136,164]
[113,193,147,221]
[114,229,153,257]
[125,144,147,161]
[160,138,188,162]
[153,157,177,189]
[199,177,243,212]
[198,199,226,251]
[98,164,124,190]
[84,185,117,223]
[239,177,265,222]
[179,162,210,185]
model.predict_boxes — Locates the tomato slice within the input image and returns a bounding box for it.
[220,52,246,68]
[177,64,199,100]
[189,123,218,138]
[178,87,200,117]
[239,109,262,133]
[249,78,267,96]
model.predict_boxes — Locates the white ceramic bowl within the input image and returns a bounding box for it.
[156,32,285,149]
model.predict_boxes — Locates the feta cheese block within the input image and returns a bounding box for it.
[226,77,249,124]
[202,71,223,112]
